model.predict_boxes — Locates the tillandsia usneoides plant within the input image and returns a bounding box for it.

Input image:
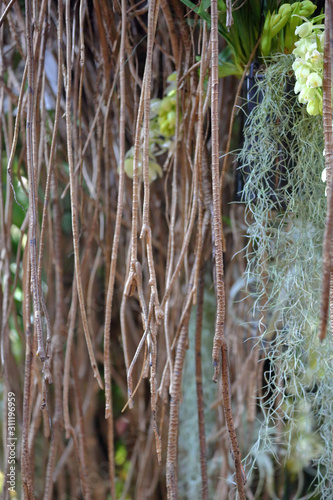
[238,53,333,498]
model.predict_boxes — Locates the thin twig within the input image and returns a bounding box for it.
[0,0,18,27]
[26,0,46,361]
[210,1,246,497]
[65,0,103,388]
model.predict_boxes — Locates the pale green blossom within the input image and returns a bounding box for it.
[306,97,321,115]
[295,21,313,38]
[305,48,322,65]
[299,86,316,102]
[306,72,322,88]
[294,81,302,94]
[295,64,311,84]
[292,19,324,116]
[124,72,179,182]
[293,37,316,57]
[292,59,304,71]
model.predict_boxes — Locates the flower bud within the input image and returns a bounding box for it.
[298,0,317,17]
[270,12,290,38]
[278,3,291,19]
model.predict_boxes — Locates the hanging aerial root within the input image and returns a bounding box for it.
[319,2,333,342]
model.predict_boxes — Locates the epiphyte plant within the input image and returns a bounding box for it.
[180,0,318,78]
[292,15,325,115]
[124,73,179,182]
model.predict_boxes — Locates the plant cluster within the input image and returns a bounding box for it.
[291,14,326,195]
[292,17,325,115]
[124,73,178,182]
[261,1,317,56]
[181,0,318,77]
[239,54,333,498]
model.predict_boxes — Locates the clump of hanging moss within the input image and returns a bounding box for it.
[239,54,333,498]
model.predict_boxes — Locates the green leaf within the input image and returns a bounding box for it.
[179,0,211,24]
[197,0,211,15]
[217,0,226,12]
[218,47,243,77]
[218,61,242,77]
